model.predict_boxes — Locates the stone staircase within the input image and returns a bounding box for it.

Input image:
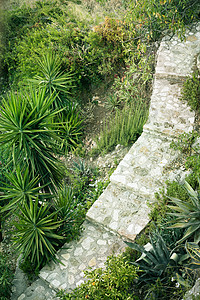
[14,24,200,299]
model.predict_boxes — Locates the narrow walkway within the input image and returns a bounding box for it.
[16,24,200,299]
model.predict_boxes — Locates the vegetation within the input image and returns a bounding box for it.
[0,0,199,298]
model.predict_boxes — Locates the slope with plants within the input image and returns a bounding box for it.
[0,0,200,299]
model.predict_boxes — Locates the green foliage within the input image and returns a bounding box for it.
[126,230,180,283]
[0,252,14,299]
[170,130,199,155]
[57,254,138,300]
[181,71,200,112]
[13,198,64,270]
[126,0,200,42]
[168,180,200,244]
[0,167,50,213]
[0,87,65,192]
[56,111,84,154]
[29,52,75,109]
[95,102,148,154]
[52,185,84,241]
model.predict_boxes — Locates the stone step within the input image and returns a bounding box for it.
[143,78,195,139]
[16,278,58,300]
[155,24,200,77]
[39,220,126,292]
[109,131,179,196]
[87,183,150,241]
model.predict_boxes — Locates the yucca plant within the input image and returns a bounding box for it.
[0,87,65,192]
[168,179,200,244]
[29,52,75,109]
[13,198,64,270]
[0,166,51,213]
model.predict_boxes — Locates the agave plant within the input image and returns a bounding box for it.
[125,231,180,283]
[0,88,65,192]
[29,52,75,109]
[168,179,200,244]
[13,199,64,270]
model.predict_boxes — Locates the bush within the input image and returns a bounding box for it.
[57,254,139,300]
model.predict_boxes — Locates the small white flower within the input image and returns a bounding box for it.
[175,282,180,288]
[171,277,174,282]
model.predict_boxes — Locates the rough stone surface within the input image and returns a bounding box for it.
[15,24,200,299]
[183,278,200,299]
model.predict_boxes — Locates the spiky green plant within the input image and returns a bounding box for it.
[0,88,65,191]
[0,166,51,213]
[185,242,200,269]
[125,231,178,283]
[29,52,75,109]
[13,198,64,270]
[168,179,200,244]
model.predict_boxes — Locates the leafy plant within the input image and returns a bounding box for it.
[105,94,122,111]
[13,198,64,270]
[29,52,75,109]
[57,254,138,300]
[168,179,200,244]
[0,87,65,192]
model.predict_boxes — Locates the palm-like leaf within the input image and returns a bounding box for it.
[0,88,65,191]
[168,180,200,243]
[13,199,64,269]
[29,52,75,109]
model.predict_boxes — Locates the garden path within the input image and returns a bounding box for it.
[14,23,200,300]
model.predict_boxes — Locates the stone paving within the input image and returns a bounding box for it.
[15,24,200,299]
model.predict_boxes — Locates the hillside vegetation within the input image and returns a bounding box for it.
[0,0,200,299]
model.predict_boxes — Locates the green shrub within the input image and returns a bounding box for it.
[57,254,139,300]
[181,71,200,112]
[0,252,14,299]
